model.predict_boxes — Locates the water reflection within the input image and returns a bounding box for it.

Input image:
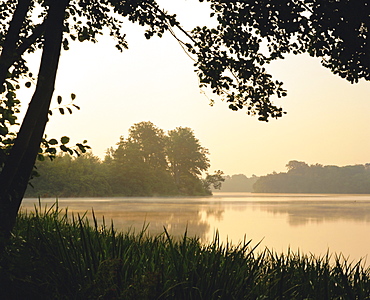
[21,193,370,234]
[205,208,224,221]
[21,193,370,264]
[260,201,370,226]
[211,193,370,226]
[21,197,225,241]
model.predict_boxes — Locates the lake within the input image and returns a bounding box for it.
[21,192,370,264]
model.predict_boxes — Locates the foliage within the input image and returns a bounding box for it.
[0,84,89,174]
[107,121,177,196]
[167,127,210,195]
[1,206,370,299]
[253,160,370,193]
[25,153,111,198]
[108,122,212,196]
[27,122,219,197]
[217,174,259,192]
[203,170,225,192]
[191,0,370,121]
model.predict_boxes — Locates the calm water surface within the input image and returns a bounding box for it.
[22,192,370,264]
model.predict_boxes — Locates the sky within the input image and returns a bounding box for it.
[19,0,370,177]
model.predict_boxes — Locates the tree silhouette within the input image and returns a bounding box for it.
[167,127,210,195]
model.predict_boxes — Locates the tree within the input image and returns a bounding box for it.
[219,174,258,192]
[107,122,213,196]
[1,0,370,245]
[128,122,168,171]
[0,0,199,244]
[167,127,210,195]
[192,0,370,113]
[253,161,370,194]
[0,0,71,246]
[108,122,176,196]
[286,160,309,172]
[25,153,111,197]
[203,170,225,194]
[26,122,217,197]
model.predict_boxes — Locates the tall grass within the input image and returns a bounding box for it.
[1,203,370,299]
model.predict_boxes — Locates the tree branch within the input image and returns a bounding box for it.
[0,0,32,88]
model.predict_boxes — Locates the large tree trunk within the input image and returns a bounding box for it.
[0,0,69,249]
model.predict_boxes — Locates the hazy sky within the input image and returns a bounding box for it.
[19,0,370,177]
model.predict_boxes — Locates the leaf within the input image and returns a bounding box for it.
[60,144,68,152]
[62,38,69,51]
[67,107,72,114]
[0,125,8,136]
[25,82,31,88]
[229,104,238,111]
[59,108,64,115]
[71,93,76,100]
[72,104,80,110]
[45,148,57,154]
[48,138,58,145]
[57,95,62,104]
[77,143,87,153]
[60,136,70,144]
[5,82,13,91]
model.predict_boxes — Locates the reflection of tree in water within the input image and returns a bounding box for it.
[85,210,211,241]
[206,208,225,221]
[21,198,224,241]
[258,201,370,226]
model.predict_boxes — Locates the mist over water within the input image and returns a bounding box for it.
[22,192,370,264]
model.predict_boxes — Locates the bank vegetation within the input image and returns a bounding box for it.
[1,205,369,299]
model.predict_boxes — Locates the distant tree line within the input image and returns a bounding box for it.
[253,160,370,194]
[213,174,258,192]
[25,122,224,198]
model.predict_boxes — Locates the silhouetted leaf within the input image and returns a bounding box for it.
[77,143,87,153]
[60,136,70,144]
[45,148,57,154]
[48,138,58,145]
[0,126,8,136]
[60,144,68,152]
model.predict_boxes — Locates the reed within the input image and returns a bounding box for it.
[1,203,370,299]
